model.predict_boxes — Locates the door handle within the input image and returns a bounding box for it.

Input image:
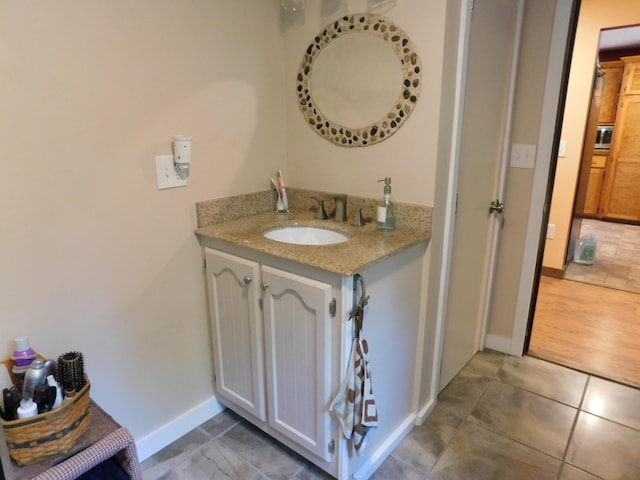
[489,199,505,214]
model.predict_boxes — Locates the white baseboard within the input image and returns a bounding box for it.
[415,397,436,425]
[484,333,512,354]
[135,397,225,462]
[352,414,417,480]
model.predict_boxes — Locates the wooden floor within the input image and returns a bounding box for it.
[529,276,640,389]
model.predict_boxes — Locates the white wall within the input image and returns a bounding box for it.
[0,0,286,447]
[284,0,443,206]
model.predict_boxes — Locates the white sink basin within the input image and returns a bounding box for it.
[263,226,350,245]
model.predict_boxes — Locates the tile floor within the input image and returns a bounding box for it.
[140,351,640,479]
[565,218,640,294]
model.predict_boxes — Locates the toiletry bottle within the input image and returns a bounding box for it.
[17,398,37,419]
[376,177,396,231]
[22,358,46,401]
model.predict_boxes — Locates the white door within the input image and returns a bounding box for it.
[205,248,266,421]
[439,0,524,389]
[262,265,333,462]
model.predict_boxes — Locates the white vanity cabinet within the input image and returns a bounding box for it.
[202,240,426,480]
[205,248,335,462]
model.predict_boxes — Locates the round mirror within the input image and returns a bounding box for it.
[296,14,422,147]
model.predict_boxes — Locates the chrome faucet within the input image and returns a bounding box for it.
[332,194,347,223]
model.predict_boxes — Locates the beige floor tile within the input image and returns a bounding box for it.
[566,412,640,479]
[436,370,492,420]
[292,464,335,479]
[156,440,265,480]
[430,421,561,480]
[496,355,587,407]
[370,455,429,480]
[391,403,462,472]
[217,421,305,479]
[460,349,505,377]
[566,219,640,294]
[559,464,601,480]
[470,380,577,458]
[140,428,212,480]
[582,377,640,431]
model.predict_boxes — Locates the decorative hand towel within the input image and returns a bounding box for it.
[352,338,378,453]
[330,338,378,453]
[329,340,357,440]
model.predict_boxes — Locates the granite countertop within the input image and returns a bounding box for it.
[195,189,431,276]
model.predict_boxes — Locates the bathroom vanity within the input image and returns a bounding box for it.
[195,189,431,479]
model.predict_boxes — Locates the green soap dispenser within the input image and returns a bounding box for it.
[376,177,396,231]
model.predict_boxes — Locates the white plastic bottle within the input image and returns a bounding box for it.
[17,398,37,419]
[574,233,597,265]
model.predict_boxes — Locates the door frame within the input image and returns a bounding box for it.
[511,0,580,355]
[426,0,578,415]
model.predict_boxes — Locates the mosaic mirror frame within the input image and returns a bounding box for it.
[296,14,422,147]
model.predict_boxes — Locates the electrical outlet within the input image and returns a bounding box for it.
[155,155,187,190]
[547,223,556,239]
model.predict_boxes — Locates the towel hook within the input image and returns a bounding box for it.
[350,274,370,336]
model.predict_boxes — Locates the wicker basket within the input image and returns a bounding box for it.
[1,359,91,465]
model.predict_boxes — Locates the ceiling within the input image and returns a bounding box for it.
[599,25,640,51]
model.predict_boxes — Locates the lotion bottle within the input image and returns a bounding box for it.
[17,398,37,419]
[376,177,396,231]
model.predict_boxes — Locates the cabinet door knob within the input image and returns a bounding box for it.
[262,282,269,291]
[243,276,252,285]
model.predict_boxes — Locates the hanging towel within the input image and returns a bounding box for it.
[330,338,378,453]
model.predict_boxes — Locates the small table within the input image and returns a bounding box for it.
[3,402,141,480]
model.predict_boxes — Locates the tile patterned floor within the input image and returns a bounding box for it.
[565,218,640,293]
[140,351,640,479]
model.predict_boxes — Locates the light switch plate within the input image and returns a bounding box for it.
[558,140,568,157]
[155,155,187,190]
[510,144,537,169]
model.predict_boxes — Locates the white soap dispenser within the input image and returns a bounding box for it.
[376,177,396,231]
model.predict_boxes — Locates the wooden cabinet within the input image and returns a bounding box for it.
[205,248,332,461]
[583,154,607,216]
[601,95,640,221]
[599,55,640,222]
[621,55,640,95]
[599,61,623,124]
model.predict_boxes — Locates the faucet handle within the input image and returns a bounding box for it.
[352,206,368,227]
[311,196,330,220]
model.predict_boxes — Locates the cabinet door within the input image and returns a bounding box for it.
[599,62,623,124]
[262,266,333,462]
[205,248,265,421]
[602,96,640,221]
[622,59,640,96]
[583,167,604,216]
